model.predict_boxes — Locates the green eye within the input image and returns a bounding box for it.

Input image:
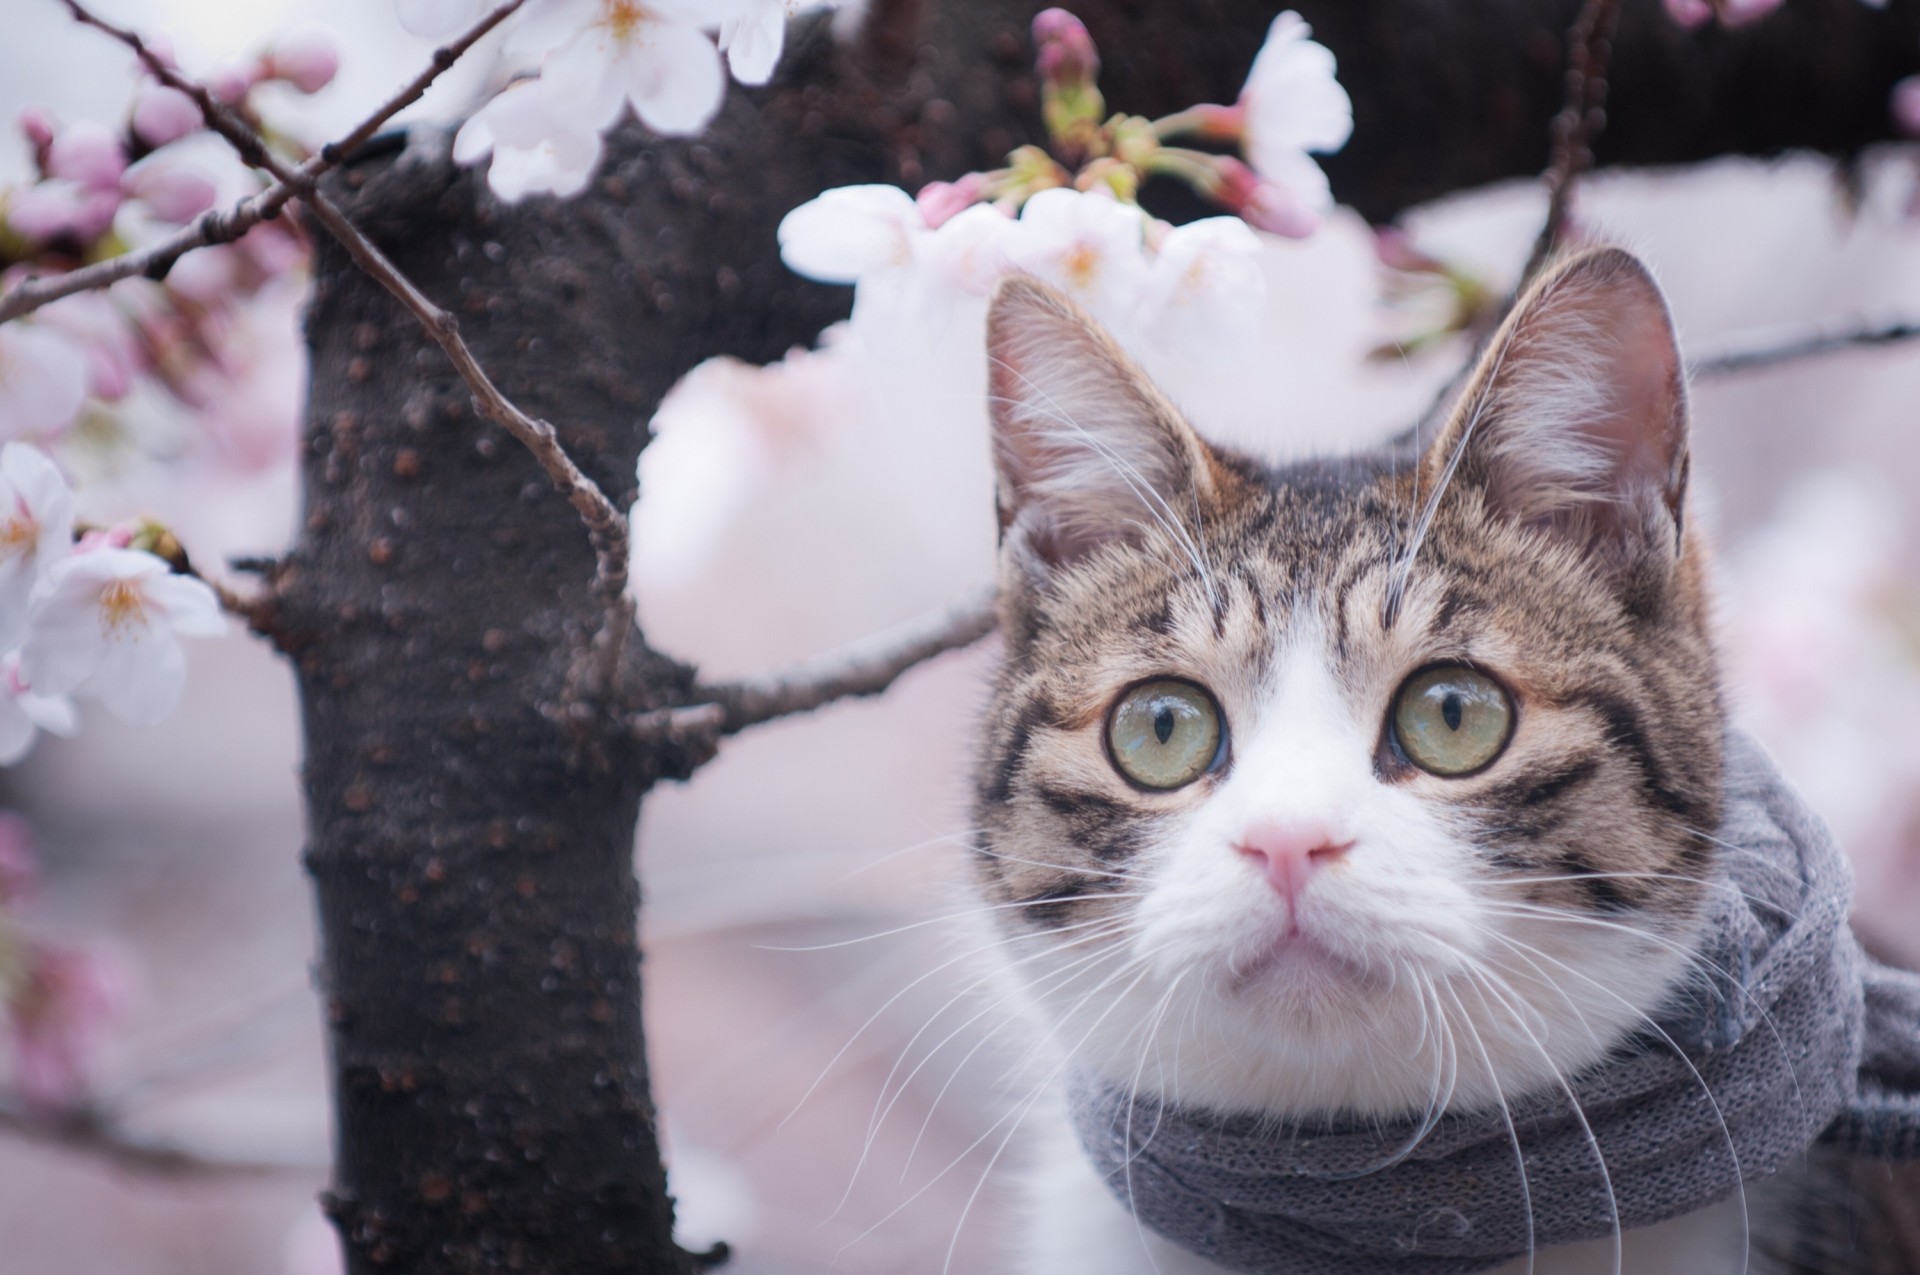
[1106,679,1225,791]
[1391,665,1514,777]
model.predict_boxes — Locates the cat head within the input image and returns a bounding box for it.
[972,248,1724,1117]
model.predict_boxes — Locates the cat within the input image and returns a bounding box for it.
[965,249,1916,1275]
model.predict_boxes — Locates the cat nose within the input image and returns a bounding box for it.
[1233,823,1353,904]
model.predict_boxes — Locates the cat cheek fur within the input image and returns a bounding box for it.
[974,252,1724,1132]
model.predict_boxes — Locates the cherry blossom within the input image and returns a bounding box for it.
[0,444,76,650]
[19,547,225,728]
[3,940,128,1110]
[1234,13,1351,226]
[1135,217,1266,361]
[508,0,741,132]
[0,323,89,441]
[720,1,816,87]
[778,184,948,351]
[0,654,78,767]
[263,31,342,95]
[454,78,606,202]
[1002,186,1149,326]
[130,85,201,147]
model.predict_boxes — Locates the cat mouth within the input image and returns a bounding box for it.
[1225,918,1373,995]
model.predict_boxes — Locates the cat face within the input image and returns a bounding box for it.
[972,250,1724,1118]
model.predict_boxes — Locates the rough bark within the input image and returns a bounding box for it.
[283,2,1920,1272]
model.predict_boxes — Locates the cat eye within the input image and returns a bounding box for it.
[1106,679,1226,791]
[1390,665,1514,777]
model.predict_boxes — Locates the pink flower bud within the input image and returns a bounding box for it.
[0,812,37,907]
[208,63,258,106]
[266,31,340,95]
[19,108,57,170]
[1209,157,1319,239]
[46,122,127,189]
[123,157,218,224]
[1032,8,1098,86]
[131,85,203,147]
[915,174,988,230]
[1894,77,1920,139]
[1372,227,1444,275]
[1662,0,1714,26]
[7,180,123,245]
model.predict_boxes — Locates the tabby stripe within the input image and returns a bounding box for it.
[1016,876,1112,929]
[983,695,1057,805]
[1552,851,1639,912]
[1563,687,1701,821]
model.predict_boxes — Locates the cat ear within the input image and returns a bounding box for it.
[986,275,1217,568]
[1423,247,1690,558]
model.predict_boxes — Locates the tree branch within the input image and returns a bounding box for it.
[1522,0,1624,285]
[1689,316,1920,377]
[0,1,523,327]
[652,585,1000,742]
[57,0,634,671]
[0,1094,320,1179]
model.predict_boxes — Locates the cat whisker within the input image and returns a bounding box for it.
[1472,899,1811,1139]
[1439,975,1540,1274]
[754,890,1148,953]
[890,921,1144,1186]
[1466,924,1755,1275]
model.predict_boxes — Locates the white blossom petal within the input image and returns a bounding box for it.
[777,185,921,283]
[720,4,787,85]
[1136,217,1267,362]
[19,548,219,727]
[1003,188,1150,328]
[608,19,727,135]
[84,616,187,726]
[0,443,77,651]
[455,79,606,201]
[927,202,1015,296]
[142,574,227,637]
[1241,13,1353,159]
[848,262,959,356]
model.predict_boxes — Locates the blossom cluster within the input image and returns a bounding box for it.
[774,10,1351,361]
[0,443,223,762]
[429,0,834,201]
[1,47,320,454]
[0,813,127,1110]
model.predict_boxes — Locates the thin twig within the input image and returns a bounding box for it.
[0,1,523,326]
[0,1094,320,1178]
[59,0,632,665]
[1520,0,1623,287]
[652,585,999,741]
[1690,316,1920,378]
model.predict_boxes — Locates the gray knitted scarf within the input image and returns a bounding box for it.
[1068,733,1920,1275]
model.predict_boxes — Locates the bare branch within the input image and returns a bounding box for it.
[0,2,523,327]
[658,585,1000,741]
[0,1094,320,1179]
[1690,316,1920,378]
[1520,0,1623,286]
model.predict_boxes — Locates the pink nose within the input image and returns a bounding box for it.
[1234,823,1354,904]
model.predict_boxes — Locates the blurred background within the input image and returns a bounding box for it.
[2,1,1918,1271]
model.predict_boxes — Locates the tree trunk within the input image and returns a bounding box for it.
[281,2,1920,1271]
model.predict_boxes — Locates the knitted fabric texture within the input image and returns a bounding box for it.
[1067,733,1920,1275]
